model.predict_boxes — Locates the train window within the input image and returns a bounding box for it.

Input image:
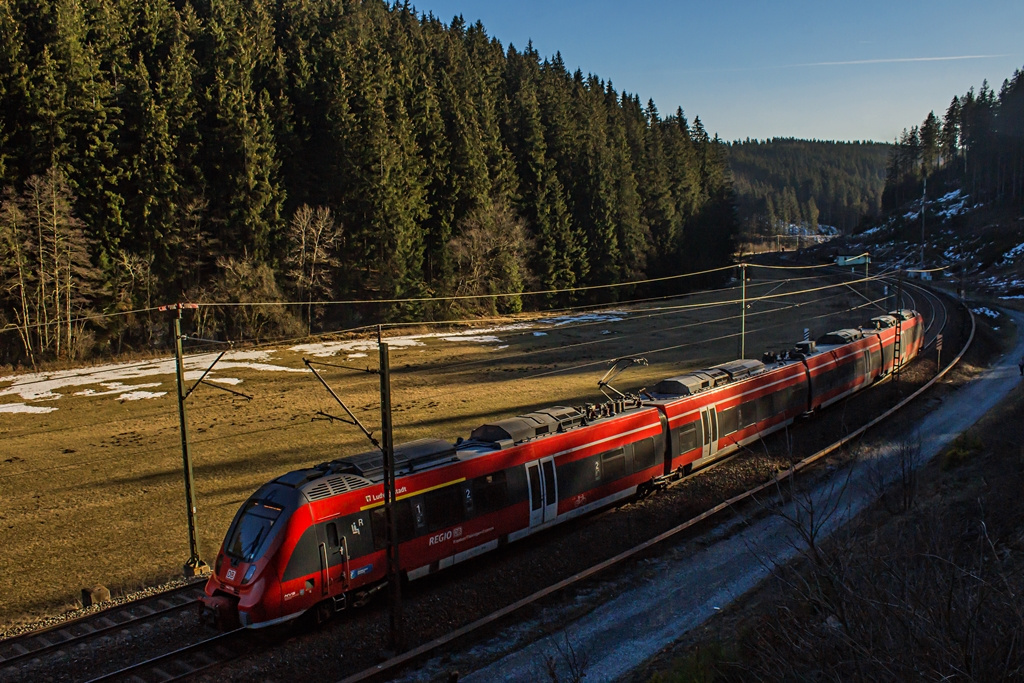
[717,406,738,436]
[472,470,510,516]
[677,423,698,453]
[738,400,758,429]
[326,522,339,548]
[633,438,657,471]
[758,393,775,421]
[601,448,626,481]
[528,466,543,509]
[423,485,464,532]
[370,500,416,549]
[226,501,282,562]
[700,411,710,445]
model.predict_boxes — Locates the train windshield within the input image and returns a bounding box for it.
[226,501,283,562]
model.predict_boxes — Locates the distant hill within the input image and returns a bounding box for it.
[727,139,892,238]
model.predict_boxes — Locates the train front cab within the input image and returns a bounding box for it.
[202,483,303,629]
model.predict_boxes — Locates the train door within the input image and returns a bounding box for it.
[319,520,350,598]
[525,457,558,528]
[700,405,719,461]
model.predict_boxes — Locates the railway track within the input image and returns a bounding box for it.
[85,629,250,682]
[335,285,970,683]
[1,279,962,683]
[0,583,205,677]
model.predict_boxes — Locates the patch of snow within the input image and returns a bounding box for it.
[74,381,163,397]
[939,189,962,202]
[904,210,920,221]
[206,377,242,385]
[971,307,1000,319]
[291,324,533,357]
[0,402,59,414]
[440,335,502,344]
[0,350,301,405]
[1002,242,1024,261]
[1000,294,1024,300]
[117,391,167,401]
[539,311,627,326]
[347,353,368,359]
[495,345,509,350]
[532,332,548,337]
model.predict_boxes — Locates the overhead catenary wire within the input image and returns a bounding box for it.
[0,269,883,402]
[525,293,893,380]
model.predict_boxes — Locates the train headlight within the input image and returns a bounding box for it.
[242,565,257,584]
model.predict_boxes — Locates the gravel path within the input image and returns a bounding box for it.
[417,311,1024,683]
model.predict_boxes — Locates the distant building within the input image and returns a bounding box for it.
[836,254,871,267]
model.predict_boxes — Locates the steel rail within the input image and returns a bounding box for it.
[84,628,248,683]
[336,286,973,683]
[0,583,205,670]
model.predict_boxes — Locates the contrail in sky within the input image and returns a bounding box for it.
[787,54,1011,67]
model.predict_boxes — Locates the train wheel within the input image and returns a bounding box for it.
[314,599,334,626]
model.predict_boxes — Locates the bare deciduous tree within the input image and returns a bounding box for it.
[284,205,341,333]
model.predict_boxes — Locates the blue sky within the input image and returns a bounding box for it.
[414,0,1023,143]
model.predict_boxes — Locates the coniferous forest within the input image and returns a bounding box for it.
[727,139,891,237]
[882,67,1024,211]
[0,0,739,367]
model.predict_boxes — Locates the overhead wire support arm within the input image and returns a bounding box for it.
[598,357,648,401]
[303,358,381,451]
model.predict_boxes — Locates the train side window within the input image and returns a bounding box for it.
[633,438,657,471]
[423,485,464,532]
[601,448,626,481]
[739,400,758,428]
[758,393,775,421]
[677,423,698,452]
[371,500,416,548]
[326,522,340,548]
[472,470,509,516]
[718,406,738,436]
[370,508,386,550]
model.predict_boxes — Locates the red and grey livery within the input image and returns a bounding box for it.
[201,309,924,629]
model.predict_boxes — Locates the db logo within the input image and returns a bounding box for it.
[226,569,236,580]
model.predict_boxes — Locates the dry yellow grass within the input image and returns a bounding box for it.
[0,271,876,628]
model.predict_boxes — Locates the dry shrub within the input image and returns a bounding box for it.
[941,432,985,471]
[737,503,1024,681]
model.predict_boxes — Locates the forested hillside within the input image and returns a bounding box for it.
[0,0,738,367]
[882,67,1024,211]
[727,139,890,236]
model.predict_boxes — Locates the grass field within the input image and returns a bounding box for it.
[0,270,884,628]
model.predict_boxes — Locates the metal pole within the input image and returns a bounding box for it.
[920,176,926,267]
[740,263,747,359]
[173,309,208,577]
[379,336,403,650]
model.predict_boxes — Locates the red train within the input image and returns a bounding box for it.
[201,309,924,628]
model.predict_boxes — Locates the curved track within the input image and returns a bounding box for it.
[336,284,970,683]
[0,279,963,683]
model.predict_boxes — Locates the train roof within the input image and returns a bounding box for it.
[650,358,766,397]
[271,402,647,502]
